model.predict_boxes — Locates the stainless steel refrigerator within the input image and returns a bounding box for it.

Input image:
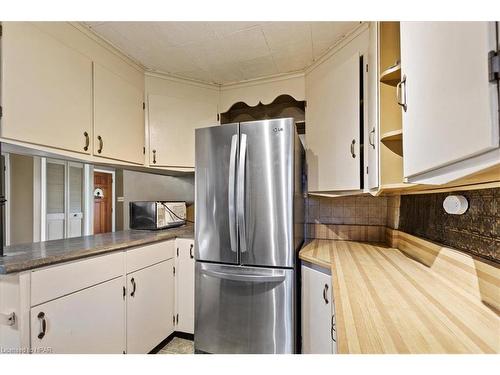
[194,118,304,354]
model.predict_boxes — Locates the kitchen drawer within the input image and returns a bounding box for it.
[31,251,124,307]
[126,240,175,274]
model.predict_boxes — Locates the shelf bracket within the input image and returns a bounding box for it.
[0,312,16,326]
[489,50,499,82]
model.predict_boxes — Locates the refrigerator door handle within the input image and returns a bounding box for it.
[237,133,247,252]
[200,268,286,283]
[228,134,238,252]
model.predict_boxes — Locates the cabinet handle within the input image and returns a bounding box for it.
[152,149,157,164]
[189,244,194,259]
[331,315,336,342]
[37,312,47,339]
[130,277,136,297]
[396,75,408,112]
[97,135,103,154]
[83,131,90,151]
[369,127,375,149]
[323,284,329,304]
[350,139,356,158]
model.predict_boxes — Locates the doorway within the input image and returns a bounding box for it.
[93,170,114,234]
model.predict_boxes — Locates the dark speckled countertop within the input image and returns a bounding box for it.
[0,224,194,274]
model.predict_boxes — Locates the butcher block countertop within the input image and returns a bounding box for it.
[299,239,500,354]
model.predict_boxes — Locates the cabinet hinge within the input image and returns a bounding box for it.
[0,105,3,119]
[173,266,176,276]
[122,286,126,299]
[366,64,368,73]
[366,166,369,174]
[143,146,146,155]
[217,113,220,122]
[176,314,179,324]
[142,102,145,110]
[0,24,2,38]
[173,315,175,324]
[489,50,500,82]
[176,247,179,257]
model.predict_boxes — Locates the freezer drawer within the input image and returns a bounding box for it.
[195,262,295,354]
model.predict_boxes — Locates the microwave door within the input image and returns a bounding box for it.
[195,124,239,265]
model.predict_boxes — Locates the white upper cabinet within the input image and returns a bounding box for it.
[306,29,368,192]
[146,75,219,169]
[366,22,380,191]
[1,22,93,154]
[400,22,499,184]
[93,63,145,165]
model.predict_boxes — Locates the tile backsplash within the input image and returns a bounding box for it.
[306,195,388,242]
[398,188,499,263]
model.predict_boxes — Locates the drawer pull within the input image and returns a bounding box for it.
[130,277,137,297]
[369,127,375,149]
[152,149,157,164]
[323,284,329,304]
[37,312,47,339]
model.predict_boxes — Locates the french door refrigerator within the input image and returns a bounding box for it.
[194,118,304,354]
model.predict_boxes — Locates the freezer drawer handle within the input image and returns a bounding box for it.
[228,134,238,252]
[323,284,329,304]
[201,268,285,283]
[237,134,248,252]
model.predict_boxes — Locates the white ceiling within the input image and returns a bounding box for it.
[84,21,361,85]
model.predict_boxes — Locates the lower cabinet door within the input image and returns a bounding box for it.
[175,239,195,334]
[126,259,174,354]
[30,277,125,354]
[301,264,334,354]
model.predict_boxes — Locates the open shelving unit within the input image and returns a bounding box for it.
[377,22,410,193]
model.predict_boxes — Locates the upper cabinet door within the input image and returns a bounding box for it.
[400,22,499,182]
[366,22,380,191]
[148,94,218,168]
[306,52,361,192]
[93,63,145,165]
[1,22,92,154]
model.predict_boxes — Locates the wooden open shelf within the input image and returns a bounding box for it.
[380,129,402,142]
[380,63,401,87]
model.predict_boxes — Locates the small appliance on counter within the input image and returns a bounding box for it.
[129,201,186,230]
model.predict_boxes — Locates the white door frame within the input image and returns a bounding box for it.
[93,168,116,233]
[1,152,11,246]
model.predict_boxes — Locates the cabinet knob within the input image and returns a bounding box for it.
[97,135,103,154]
[83,131,89,151]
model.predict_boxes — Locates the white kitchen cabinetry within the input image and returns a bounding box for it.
[146,74,219,169]
[175,239,195,334]
[306,28,368,193]
[93,63,145,165]
[301,264,336,354]
[400,22,499,184]
[126,259,175,354]
[366,22,380,191]
[1,22,93,154]
[30,277,125,354]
